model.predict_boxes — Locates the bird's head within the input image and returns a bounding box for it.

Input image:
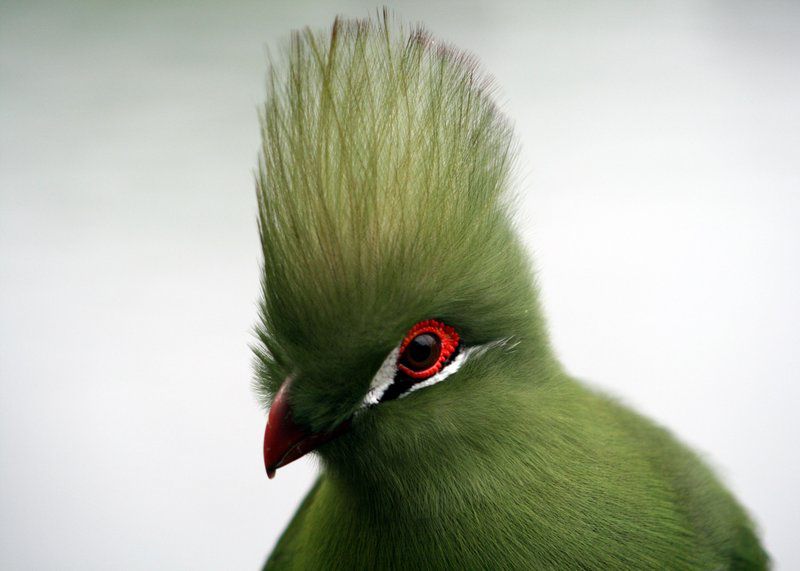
[254,16,556,484]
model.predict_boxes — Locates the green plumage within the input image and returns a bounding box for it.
[254,14,768,570]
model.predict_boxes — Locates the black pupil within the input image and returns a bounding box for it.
[403,333,441,370]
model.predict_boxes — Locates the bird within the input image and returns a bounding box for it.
[252,13,768,570]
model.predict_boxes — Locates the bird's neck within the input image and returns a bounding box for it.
[321,356,564,519]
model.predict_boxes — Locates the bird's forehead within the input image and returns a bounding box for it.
[269,231,442,348]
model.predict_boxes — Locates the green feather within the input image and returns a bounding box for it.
[254,13,768,570]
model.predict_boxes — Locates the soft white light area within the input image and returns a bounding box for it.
[1,1,797,569]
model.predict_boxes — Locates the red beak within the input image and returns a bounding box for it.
[263,378,351,479]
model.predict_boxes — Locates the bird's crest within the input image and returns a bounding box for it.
[254,13,536,411]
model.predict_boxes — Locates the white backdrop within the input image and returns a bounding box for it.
[1,1,798,569]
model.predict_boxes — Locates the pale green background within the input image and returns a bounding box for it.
[2,1,798,569]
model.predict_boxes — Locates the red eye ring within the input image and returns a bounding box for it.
[397,319,460,380]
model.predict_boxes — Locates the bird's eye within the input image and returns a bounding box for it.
[361,319,463,406]
[397,320,460,380]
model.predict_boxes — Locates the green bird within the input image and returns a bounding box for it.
[253,15,768,570]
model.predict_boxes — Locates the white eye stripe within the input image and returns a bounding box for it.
[362,346,400,407]
[396,346,471,399]
[360,339,509,409]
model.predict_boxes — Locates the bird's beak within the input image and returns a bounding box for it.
[263,377,351,479]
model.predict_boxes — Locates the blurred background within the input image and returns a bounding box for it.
[1,1,798,568]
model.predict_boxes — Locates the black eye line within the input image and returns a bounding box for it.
[377,344,462,404]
